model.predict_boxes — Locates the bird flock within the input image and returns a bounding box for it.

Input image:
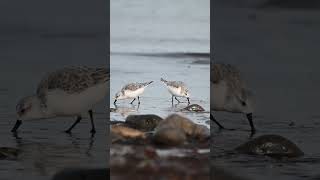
[113,78,190,105]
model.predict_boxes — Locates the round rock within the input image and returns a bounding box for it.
[153,127,186,146]
[125,114,163,131]
[182,104,205,112]
[235,135,304,158]
[156,114,210,140]
[111,125,146,139]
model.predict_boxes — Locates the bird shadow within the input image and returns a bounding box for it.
[64,132,96,157]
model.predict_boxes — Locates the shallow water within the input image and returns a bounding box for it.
[110,0,210,127]
[213,2,320,179]
[0,34,107,179]
[110,54,210,128]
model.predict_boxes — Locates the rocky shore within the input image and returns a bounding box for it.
[110,112,210,179]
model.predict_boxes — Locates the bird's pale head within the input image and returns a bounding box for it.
[16,96,43,121]
[114,91,125,100]
[12,95,44,132]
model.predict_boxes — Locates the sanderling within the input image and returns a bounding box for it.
[12,66,109,134]
[114,81,153,105]
[160,78,190,104]
[211,63,255,134]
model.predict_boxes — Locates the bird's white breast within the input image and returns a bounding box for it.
[124,88,145,98]
[46,82,107,116]
[167,86,182,97]
[211,81,228,111]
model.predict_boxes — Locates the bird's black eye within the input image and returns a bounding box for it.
[241,101,246,106]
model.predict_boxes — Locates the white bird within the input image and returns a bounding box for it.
[160,78,190,104]
[211,63,255,134]
[113,81,153,104]
[12,66,109,134]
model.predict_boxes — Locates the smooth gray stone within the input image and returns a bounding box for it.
[235,134,304,158]
[182,104,205,112]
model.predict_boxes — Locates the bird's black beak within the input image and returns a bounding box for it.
[246,113,256,134]
[11,120,22,132]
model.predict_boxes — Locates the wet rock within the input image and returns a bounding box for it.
[192,124,210,141]
[125,114,163,131]
[235,135,304,158]
[111,125,146,140]
[0,147,20,160]
[153,127,186,146]
[181,104,205,112]
[52,168,109,180]
[153,114,210,146]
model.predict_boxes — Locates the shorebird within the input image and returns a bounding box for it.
[12,66,109,134]
[160,78,190,104]
[113,81,153,105]
[211,63,256,134]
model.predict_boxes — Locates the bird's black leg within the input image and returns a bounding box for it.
[187,97,190,104]
[246,113,256,136]
[113,99,117,104]
[137,96,141,104]
[11,120,22,132]
[65,116,82,133]
[210,114,236,131]
[175,96,181,103]
[89,110,96,134]
[171,95,174,104]
[210,113,225,129]
[130,98,136,104]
